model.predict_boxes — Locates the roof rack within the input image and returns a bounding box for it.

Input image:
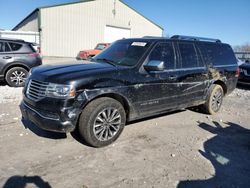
[171,35,221,43]
[143,36,166,39]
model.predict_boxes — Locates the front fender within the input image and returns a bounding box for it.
[76,87,138,121]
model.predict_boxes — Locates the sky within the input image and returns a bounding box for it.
[0,0,249,46]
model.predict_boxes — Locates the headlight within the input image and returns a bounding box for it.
[46,83,76,99]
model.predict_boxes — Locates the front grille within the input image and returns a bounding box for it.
[26,79,48,101]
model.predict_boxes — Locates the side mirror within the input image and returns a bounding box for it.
[144,60,165,71]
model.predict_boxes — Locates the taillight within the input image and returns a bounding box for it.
[29,52,40,57]
[236,67,240,77]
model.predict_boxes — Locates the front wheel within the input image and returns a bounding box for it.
[78,97,126,147]
[202,84,224,115]
[5,67,29,87]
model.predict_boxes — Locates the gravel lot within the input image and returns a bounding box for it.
[0,83,250,188]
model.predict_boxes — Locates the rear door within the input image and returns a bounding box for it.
[175,41,209,104]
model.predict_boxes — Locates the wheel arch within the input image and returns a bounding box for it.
[85,92,132,121]
[4,62,30,77]
[213,80,227,95]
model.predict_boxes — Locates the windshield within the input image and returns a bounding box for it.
[95,44,107,50]
[93,40,151,66]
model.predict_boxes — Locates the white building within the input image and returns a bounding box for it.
[0,30,39,44]
[13,0,163,57]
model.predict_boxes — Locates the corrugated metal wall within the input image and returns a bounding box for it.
[40,0,163,57]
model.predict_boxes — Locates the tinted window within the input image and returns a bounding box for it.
[93,40,152,66]
[178,43,199,68]
[0,42,11,52]
[9,42,22,51]
[95,44,107,50]
[198,43,236,66]
[149,42,175,69]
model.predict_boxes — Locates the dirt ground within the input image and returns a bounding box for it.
[0,83,250,188]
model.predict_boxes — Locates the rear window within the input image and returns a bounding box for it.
[0,42,11,52]
[8,42,22,51]
[198,43,236,66]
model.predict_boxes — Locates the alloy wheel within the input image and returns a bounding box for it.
[93,107,121,141]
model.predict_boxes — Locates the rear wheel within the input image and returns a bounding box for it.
[78,97,126,147]
[202,84,224,114]
[5,67,28,87]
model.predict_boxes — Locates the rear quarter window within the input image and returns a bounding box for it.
[8,42,22,51]
[197,43,236,66]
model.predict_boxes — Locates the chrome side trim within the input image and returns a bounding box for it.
[213,64,237,68]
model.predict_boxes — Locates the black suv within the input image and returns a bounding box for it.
[0,38,42,87]
[238,62,250,85]
[20,36,238,147]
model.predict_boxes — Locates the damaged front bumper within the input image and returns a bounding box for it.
[20,101,78,133]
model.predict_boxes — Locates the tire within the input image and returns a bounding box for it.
[202,84,224,115]
[78,97,126,147]
[5,67,28,87]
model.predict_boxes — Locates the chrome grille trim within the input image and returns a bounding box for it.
[26,79,49,101]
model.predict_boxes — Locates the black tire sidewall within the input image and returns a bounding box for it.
[207,85,224,114]
[79,98,126,147]
[5,67,28,87]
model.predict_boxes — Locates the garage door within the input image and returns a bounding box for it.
[104,26,131,43]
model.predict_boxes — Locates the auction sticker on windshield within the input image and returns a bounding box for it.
[131,42,147,47]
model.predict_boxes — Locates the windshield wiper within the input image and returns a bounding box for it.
[95,58,117,67]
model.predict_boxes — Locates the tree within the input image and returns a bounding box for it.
[234,43,250,52]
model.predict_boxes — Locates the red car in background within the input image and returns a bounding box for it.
[76,43,110,60]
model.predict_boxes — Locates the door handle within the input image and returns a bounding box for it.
[169,75,177,80]
[3,56,12,59]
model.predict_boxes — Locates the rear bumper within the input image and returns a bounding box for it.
[238,76,250,85]
[20,101,76,133]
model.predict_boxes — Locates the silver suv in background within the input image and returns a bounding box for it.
[0,38,42,87]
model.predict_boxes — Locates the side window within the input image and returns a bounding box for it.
[198,43,236,66]
[9,42,22,51]
[149,42,175,69]
[0,42,4,52]
[0,42,11,52]
[178,43,199,68]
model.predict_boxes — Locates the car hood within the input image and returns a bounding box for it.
[30,61,116,83]
[240,63,250,69]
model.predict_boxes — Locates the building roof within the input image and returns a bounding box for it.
[12,9,39,31]
[13,0,163,31]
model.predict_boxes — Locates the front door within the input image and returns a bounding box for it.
[134,42,183,117]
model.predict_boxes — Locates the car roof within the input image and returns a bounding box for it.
[119,35,226,45]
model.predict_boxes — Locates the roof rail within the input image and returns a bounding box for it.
[171,35,221,43]
[143,36,166,39]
